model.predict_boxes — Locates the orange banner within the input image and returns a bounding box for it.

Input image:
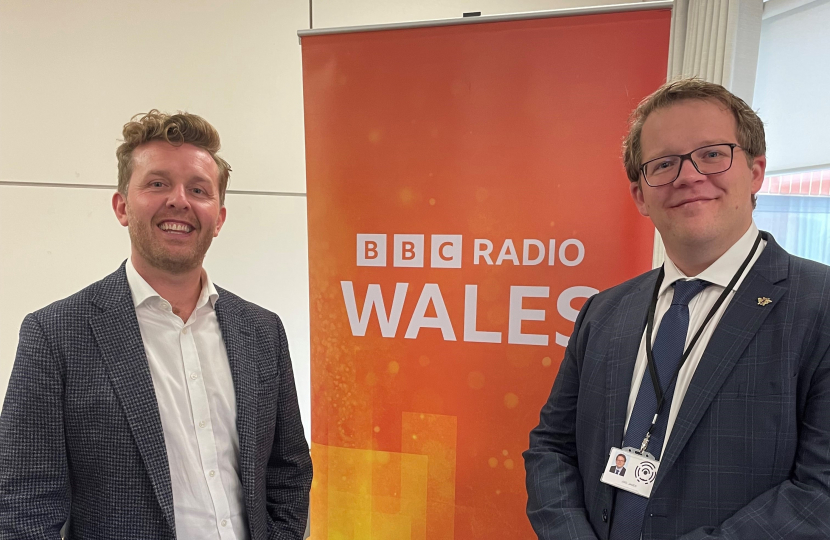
[302,8,670,539]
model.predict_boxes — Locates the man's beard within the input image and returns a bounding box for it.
[127,206,214,275]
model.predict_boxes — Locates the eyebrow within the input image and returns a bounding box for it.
[144,171,214,185]
[643,140,734,161]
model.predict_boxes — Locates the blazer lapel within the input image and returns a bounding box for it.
[654,235,789,491]
[606,271,659,454]
[215,293,260,513]
[89,265,176,533]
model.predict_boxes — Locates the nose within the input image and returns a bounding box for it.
[672,155,706,187]
[167,183,190,209]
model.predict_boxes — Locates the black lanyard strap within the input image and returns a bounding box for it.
[641,232,763,447]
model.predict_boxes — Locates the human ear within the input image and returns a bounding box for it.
[112,191,129,227]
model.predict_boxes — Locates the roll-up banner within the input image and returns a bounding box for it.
[300,4,671,538]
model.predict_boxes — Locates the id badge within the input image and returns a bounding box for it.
[600,447,660,498]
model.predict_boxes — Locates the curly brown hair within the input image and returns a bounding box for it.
[116,110,231,205]
[622,78,765,185]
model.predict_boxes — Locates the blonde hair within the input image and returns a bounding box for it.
[116,110,231,204]
[622,78,765,184]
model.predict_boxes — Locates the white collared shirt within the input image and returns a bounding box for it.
[126,259,249,540]
[624,223,766,455]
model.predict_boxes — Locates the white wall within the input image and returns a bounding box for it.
[0,0,310,193]
[0,0,312,436]
[753,0,830,172]
[0,186,310,422]
[311,0,640,28]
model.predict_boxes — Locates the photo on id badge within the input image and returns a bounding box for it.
[600,447,660,498]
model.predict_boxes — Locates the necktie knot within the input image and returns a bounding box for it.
[671,279,710,307]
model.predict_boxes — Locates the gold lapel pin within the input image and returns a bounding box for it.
[757,297,772,306]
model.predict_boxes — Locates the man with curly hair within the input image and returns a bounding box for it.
[0,111,312,540]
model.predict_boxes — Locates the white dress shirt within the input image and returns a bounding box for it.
[624,223,766,456]
[126,259,249,540]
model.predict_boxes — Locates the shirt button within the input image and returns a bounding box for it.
[182,327,189,334]
[190,373,198,380]
[209,470,216,477]
[199,420,206,428]
[221,520,227,527]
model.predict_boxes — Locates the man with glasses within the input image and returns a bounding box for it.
[525,78,830,539]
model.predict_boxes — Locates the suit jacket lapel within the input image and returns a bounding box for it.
[215,292,260,514]
[606,271,659,454]
[654,234,789,492]
[89,265,176,533]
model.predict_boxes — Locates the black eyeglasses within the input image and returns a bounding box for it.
[640,143,743,187]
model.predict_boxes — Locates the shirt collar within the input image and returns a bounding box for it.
[661,222,760,296]
[125,258,219,310]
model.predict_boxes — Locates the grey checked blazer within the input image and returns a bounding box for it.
[524,233,830,539]
[0,263,312,539]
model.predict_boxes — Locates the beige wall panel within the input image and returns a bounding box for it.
[0,186,130,405]
[0,0,309,193]
[312,0,644,28]
[0,185,311,441]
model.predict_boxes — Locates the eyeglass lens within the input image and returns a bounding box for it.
[644,144,734,186]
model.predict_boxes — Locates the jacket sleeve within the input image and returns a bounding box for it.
[678,339,830,539]
[265,313,313,540]
[0,314,69,539]
[523,296,599,540]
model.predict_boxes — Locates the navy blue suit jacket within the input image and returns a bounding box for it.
[0,264,312,539]
[524,233,830,539]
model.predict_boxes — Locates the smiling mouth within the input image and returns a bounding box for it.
[673,197,712,208]
[158,221,194,234]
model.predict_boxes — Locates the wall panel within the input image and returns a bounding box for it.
[0,185,311,441]
[0,0,309,193]
[312,0,646,28]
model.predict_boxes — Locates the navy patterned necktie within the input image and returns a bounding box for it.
[609,279,710,540]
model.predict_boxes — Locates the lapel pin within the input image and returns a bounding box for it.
[757,297,772,306]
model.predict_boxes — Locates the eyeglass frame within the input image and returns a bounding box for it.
[639,143,744,187]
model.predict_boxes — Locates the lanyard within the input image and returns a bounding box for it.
[638,232,763,455]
